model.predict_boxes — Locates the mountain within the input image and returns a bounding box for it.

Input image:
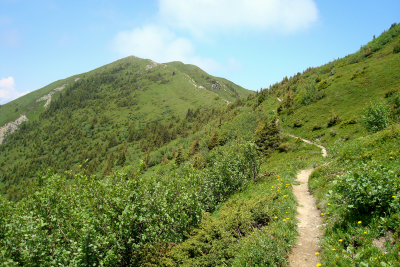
[0,23,399,266]
[0,56,251,199]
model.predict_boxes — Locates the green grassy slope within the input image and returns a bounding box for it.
[167,61,249,102]
[0,56,251,127]
[0,56,251,199]
[0,23,399,266]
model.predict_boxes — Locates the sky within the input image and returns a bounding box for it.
[0,0,399,105]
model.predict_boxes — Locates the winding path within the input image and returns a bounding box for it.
[287,135,327,267]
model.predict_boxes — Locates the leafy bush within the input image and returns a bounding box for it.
[333,162,399,214]
[277,142,291,152]
[385,88,398,98]
[393,44,400,54]
[329,128,337,137]
[351,68,366,80]
[339,115,358,128]
[0,141,260,266]
[312,124,322,131]
[362,101,391,132]
[293,118,303,128]
[317,79,330,90]
[163,196,273,266]
[327,112,340,127]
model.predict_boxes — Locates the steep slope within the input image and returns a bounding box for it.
[0,56,251,199]
[0,56,250,127]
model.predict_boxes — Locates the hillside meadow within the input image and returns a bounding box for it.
[0,23,400,266]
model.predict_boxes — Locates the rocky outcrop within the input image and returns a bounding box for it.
[36,84,67,108]
[145,60,160,70]
[0,115,29,145]
[211,81,225,90]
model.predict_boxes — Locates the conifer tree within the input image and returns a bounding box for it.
[189,137,200,156]
[175,145,184,166]
[254,118,282,155]
[116,152,126,166]
[208,130,219,150]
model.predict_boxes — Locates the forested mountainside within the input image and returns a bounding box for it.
[0,56,250,200]
[0,23,400,266]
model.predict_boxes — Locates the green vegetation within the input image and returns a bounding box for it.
[309,125,400,266]
[362,101,391,132]
[0,57,250,200]
[0,23,400,266]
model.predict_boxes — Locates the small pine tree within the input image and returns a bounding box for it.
[254,118,282,155]
[208,130,219,150]
[189,138,200,156]
[175,145,184,166]
[161,154,169,165]
[116,152,126,166]
[192,154,205,169]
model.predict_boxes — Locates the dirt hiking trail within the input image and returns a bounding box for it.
[288,135,327,267]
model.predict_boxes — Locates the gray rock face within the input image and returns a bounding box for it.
[0,115,29,145]
[212,81,222,90]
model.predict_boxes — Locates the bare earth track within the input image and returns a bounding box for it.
[288,136,327,267]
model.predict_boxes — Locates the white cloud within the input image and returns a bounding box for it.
[0,77,29,105]
[111,1,318,75]
[111,24,240,73]
[158,0,318,35]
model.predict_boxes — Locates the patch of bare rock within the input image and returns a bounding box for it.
[0,115,29,145]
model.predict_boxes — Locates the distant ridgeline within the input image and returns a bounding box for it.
[0,56,251,200]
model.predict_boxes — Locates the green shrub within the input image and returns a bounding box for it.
[312,124,322,131]
[329,128,337,137]
[327,112,340,127]
[363,47,373,57]
[393,44,400,54]
[336,61,346,68]
[254,118,282,155]
[164,196,273,266]
[277,142,291,152]
[351,68,366,80]
[362,101,391,132]
[293,118,303,128]
[385,88,399,98]
[339,115,358,128]
[333,162,400,215]
[0,141,260,266]
[317,79,330,90]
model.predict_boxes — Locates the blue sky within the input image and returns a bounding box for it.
[0,0,399,104]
